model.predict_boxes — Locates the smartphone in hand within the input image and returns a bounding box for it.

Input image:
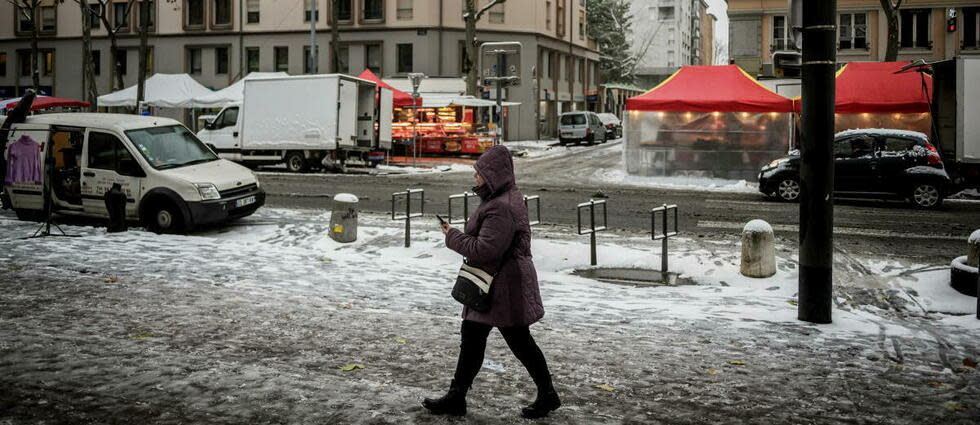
[436,214,447,225]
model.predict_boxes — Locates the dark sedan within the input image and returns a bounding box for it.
[759,129,951,208]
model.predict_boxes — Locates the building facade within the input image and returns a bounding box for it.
[628,0,715,88]
[728,0,980,77]
[0,0,601,141]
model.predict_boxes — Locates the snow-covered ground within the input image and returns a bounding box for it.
[1,208,978,423]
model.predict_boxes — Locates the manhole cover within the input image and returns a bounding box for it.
[573,267,696,287]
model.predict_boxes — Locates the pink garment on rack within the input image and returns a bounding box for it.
[5,135,43,184]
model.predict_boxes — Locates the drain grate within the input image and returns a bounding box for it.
[572,267,696,287]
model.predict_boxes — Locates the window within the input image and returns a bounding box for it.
[366,44,381,74]
[488,1,504,24]
[458,41,468,74]
[186,0,205,27]
[336,45,349,73]
[566,55,573,81]
[834,136,875,159]
[396,0,412,20]
[772,15,788,51]
[303,45,318,73]
[900,9,931,49]
[546,1,551,29]
[88,3,102,29]
[40,6,56,32]
[41,51,54,76]
[144,47,154,73]
[17,8,31,32]
[247,0,260,23]
[246,47,260,72]
[213,0,232,26]
[215,107,238,129]
[335,0,352,21]
[556,0,565,36]
[139,1,155,28]
[593,62,599,85]
[215,47,229,74]
[92,50,101,75]
[87,132,137,174]
[0,53,5,77]
[578,58,584,83]
[839,13,867,50]
[964,7,980,49]
[113,2,130,31]
[275,46,288,72]
[397,43,413,73]
[578,10,584,38]
[548,51,556,79]
[881,137,915,154]
[18,51,30,77]
[363,0,383,22]
[659,6,674,21]
[115,49,127,75]
[187,48,202,74]
[305,1,319,22]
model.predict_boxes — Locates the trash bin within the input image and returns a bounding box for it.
[330,193,359,243]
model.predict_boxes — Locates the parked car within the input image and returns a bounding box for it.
[4,113,265,233]
[758,129,951,208]
[597,112,623,139]
[559,111,607,145]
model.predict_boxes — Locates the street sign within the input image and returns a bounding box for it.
[480,42,522,88]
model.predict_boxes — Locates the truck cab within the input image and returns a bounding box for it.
[4,113,265,233]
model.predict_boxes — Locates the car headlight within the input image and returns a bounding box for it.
[196,183,221,200]
[252,173,261,189]
[767,158,790,168]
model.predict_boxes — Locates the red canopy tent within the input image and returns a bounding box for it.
[625,65,794,113]
[821,61,932,113]
[3,95,91,111]
[357,69,421,107]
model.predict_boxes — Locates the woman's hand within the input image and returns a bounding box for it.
[441,222,452,234]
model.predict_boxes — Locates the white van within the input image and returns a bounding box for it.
[558,111,607,145]
[3,113,265,233]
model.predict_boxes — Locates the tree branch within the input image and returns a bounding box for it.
[474,0,505,21]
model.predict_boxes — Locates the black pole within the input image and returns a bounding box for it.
[798,0,836,324]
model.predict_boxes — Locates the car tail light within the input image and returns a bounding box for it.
[924,143,942,165]
[586,128,592,135]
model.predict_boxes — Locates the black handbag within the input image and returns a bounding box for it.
[451,262,494,312]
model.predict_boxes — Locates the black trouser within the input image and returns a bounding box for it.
[453,320,553,394]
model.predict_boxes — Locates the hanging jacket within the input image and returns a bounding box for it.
[445,145,545,328]
[5,135,42,185]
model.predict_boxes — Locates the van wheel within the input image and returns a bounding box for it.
[146,202,184,234]
[776,176,802,202]
[284,152,309,173]
[910,182,942,209]
[14,208,43,222]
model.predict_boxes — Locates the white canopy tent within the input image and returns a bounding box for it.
[97,73,215,108]
[192,72,289,107]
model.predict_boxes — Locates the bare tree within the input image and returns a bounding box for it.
[462,0,506,96]
[713,39,728,67]
[879,0,903,62]
[76,0,138,92]
[136,0,152,110]
[6,0,46,91]
[330,0,341,73]
[78,0,98,110]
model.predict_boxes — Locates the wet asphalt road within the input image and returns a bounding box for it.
[257,143,980,265]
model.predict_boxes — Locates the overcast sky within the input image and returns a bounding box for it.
[706,0,729,61]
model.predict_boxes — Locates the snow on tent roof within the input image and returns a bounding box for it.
[98,73,216,108]
[192,72,289,107]
[624,65,795,113]
[357,69,422,107]
[830,61,932,114]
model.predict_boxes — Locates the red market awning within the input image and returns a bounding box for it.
[829,61,932,114]
[4,95,91,111]
[625,65,795,113]
[357,69,422,108]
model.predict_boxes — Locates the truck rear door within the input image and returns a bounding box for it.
[378,88,393,150]
[337,80,357,148]
[4,124,49,212]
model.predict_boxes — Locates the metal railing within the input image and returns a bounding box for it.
[448,191,478,225]
[391,188,424,247]
[651,203,679,273]
[577,199,608,266]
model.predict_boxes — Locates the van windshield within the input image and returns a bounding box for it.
[125,125,218,170]
[561,114,587,125]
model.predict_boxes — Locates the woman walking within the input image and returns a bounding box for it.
[423,145,560,419]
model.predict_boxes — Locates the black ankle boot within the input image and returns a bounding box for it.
[422,380,467,416]
[520,388,561,419]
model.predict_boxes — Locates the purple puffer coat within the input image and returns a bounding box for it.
[445,145,544,328]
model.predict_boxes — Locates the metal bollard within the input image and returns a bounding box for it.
[577,199,608,266]
[651,204,679,273]
[524,195,541,226]
[391,188,424,247]
[448,191,478,225]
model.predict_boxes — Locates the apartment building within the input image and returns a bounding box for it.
[0,0,600,141]
[728,0,980,77]
[629,0,715,88]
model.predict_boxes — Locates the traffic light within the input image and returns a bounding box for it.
[947,8,958,33]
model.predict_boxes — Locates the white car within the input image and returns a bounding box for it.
[4,113,264,233]
[596,113,622,139]
[558,111,607,145]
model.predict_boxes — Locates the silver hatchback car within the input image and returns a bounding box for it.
[558,111,607,145]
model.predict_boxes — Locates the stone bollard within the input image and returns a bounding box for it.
[740,219,776,278]
[968,229,980,267]
[329,193,359,243]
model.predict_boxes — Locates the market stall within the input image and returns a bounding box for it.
[624,65,795,179]
[2,95,90,112]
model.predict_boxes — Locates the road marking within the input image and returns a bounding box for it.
[696,220,965,241]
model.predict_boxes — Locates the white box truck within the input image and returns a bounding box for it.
[932,56,980,189]
[197,74,393,172]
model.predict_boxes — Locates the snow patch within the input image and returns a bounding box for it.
[951,256,978,274]
[836,128,929,140]
[594,167,758,193]
[333,193,359,203]
[743,219,773,233]
[969,229,980,244]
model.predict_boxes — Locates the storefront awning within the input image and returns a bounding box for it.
[625,65,795,113]
[357,69,421,107]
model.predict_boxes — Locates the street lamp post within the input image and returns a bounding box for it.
[408,72,426,168]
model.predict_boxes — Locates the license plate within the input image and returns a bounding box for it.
[561,132,573,136]
[235,196,256,208]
